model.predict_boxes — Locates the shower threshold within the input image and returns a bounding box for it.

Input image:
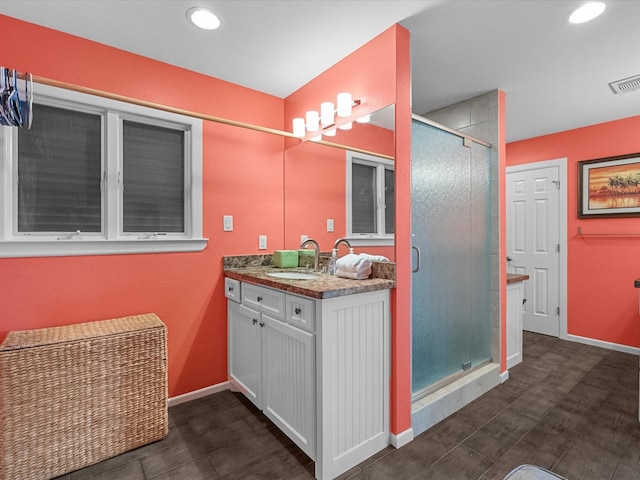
[412,359,492,403]
[411,362,500,437]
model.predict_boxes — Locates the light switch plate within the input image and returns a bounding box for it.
[327,218,334,232]
[259,235,267,250]
[223,215,233,231]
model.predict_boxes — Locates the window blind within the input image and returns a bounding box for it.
[351,163,376,234]
[122,121,185,233]
[17,104,102,233]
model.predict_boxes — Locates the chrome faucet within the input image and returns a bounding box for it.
[332,237,351,252]
[300,238,320,272]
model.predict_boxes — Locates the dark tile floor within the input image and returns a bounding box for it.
[56,332,640,480]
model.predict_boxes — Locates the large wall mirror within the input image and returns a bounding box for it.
[283,105,395,259]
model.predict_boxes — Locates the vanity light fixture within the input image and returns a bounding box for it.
[292,92,362,140]
[568,2,606,24]
[187,7,222,30]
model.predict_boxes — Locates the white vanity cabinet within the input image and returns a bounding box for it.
[228,283,315,458]
[227,279,390,480]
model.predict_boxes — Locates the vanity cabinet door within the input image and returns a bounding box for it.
[228,301,262,409]
[261,314,315,460]
[506,282,524,368]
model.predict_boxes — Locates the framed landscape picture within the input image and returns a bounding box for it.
[578,153,640,218]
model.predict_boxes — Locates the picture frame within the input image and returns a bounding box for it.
[578,152,640,218]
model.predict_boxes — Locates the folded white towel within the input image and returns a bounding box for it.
[358,253,389,262]
[336,268,371,280]
[335,253,372,274]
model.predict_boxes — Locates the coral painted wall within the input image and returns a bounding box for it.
[507,115,640,349]
[0,13,413,439]
[283,25,412,436]
[0,14,285,397]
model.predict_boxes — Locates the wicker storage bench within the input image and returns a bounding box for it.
[0,313,168,480]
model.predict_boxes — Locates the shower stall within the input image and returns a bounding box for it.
[410,115,497,418]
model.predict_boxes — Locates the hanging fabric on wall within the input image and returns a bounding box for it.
[0,67,32,128]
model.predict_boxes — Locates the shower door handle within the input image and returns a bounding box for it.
[412,245,421,273]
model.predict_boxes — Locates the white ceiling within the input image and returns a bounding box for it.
[1,0,638,142]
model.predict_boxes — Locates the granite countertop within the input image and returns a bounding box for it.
[507,273,530,284]
[223,255,396,299]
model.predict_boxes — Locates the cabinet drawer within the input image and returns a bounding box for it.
[286,294,316,333]
[225,278,241,303]
[242,283,285,320]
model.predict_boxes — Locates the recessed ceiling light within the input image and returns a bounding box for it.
[568,2,606,24]
[186,7,222,30]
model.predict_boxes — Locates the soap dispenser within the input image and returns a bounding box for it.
[329,248,337,275]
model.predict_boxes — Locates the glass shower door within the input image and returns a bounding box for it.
[410,119,492,396]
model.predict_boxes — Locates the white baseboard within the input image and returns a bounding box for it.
[500,370,509,383]
[390,428,414,448]
[564,333,640,356]
[168,381,230,407]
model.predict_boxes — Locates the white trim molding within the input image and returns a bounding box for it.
[168,381,231,408]
[565,334,640,356]
[390,428,414,448]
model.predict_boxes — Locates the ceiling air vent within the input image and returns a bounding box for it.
[609,74,640,95]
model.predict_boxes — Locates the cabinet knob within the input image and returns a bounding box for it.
[228,286,234,292]
[257,296,263,302]
[252,318,258,325]
[295,307,302,315]
[259,321,265,328]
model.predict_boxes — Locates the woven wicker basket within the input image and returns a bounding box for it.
[0,313,168,480]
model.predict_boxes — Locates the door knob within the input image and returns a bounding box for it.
[506,256,513,262]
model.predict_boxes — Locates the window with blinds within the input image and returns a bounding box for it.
[0,83,204,257]
[346,151,395,242]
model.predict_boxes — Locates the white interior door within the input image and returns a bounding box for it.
[506,165,560,337]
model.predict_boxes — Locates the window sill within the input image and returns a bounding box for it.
[345,236,395,247]
[0,238,208,258]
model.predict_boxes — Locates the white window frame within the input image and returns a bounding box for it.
[0,83,206,258]
[346,151,395,247]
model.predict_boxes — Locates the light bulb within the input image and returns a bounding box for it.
[338,122,352,131]
[568,2,606,24]
[324,128,336,137]
[310,134,322,142]
[356,114,371,124]
[321,102,335,127]
[187,7,222,30]
[306,111,319,132]
[337,92,352,117]
[292,118,305,138]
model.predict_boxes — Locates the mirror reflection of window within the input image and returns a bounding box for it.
[347,151,394,238]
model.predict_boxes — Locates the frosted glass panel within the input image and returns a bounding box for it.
[411,120,492,395]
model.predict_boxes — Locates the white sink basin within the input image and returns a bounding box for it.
[267,272,320,280]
